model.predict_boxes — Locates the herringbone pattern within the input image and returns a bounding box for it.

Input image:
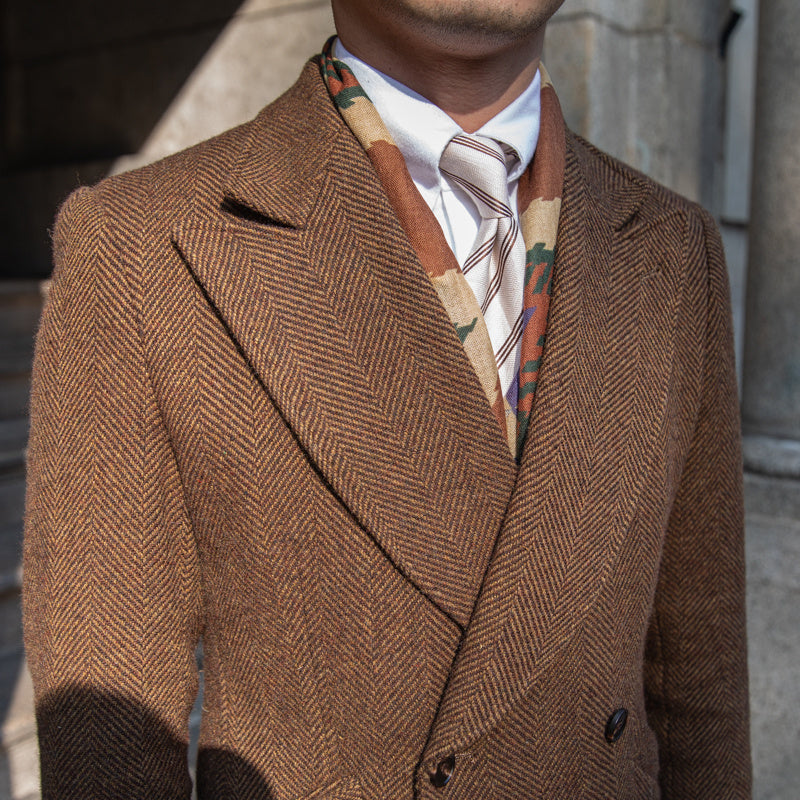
[24,60,750,799]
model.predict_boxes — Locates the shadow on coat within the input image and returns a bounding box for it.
[35,685,275,799]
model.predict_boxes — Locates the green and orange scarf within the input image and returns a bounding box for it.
[319,38,565,460]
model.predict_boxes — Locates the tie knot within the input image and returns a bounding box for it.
[440,134,514,220]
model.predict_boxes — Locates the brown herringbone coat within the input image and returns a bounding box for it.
[23,61,751,799]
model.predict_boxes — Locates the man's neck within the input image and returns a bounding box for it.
[334,27,544,134]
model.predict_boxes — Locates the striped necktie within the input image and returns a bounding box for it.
[440,134,527,396]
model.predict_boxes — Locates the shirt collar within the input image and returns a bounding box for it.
[331,38,541,204]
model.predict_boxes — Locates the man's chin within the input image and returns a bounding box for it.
[386,0,565,40]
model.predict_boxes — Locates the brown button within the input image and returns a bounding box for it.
[429,754,456,788]
[605,708,628,743]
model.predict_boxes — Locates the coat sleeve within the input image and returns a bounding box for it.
[643,208,752,797]
[23,187,203,799]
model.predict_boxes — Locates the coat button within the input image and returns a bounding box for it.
[429,754,456,788]
[605,708,628,743]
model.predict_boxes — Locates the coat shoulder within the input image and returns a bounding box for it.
[567,130,711,228]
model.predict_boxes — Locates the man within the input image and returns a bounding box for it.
[23,0,751,797]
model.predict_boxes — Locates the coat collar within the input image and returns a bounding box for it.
[420,132,679,767]
[219,63,332,230]
[173,61,666,755]
[174,61,518,631]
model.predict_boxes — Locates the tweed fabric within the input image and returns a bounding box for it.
[319,40,564,458]
[24,58,750,799]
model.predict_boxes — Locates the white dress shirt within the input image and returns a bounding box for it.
[332,38,541,394]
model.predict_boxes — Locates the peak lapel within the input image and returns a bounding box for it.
[173,62,517,629]
[424,132,675,760]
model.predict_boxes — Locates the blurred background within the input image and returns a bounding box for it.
[0,0,797,797]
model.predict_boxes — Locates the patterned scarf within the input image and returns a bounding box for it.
[318,38,565,460]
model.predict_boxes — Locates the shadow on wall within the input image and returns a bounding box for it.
[0,0,246,278]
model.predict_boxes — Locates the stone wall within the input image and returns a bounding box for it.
[111,0,336,175]
[546,0,731,210]
[0,0,335,278]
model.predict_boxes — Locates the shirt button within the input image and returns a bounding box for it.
[605,708,629,743]
[429,754,456,788]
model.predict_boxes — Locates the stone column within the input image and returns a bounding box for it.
[742,0,800,477]
[545,0,729,210]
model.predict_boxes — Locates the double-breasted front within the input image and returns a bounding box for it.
[23,61,751,799]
